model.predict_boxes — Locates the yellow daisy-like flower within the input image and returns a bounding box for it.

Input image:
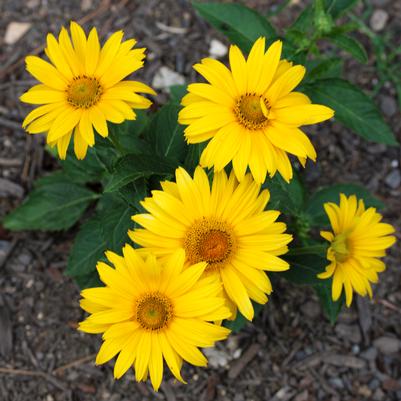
[129,166,292,321]
[79,245,231,391]
[178,37,334,183]
[20,21,155,160]
[318,194,396,306]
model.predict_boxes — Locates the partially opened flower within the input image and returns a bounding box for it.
[21,21,155,160]
[129,166,292,321]
[178,37,334,183]
[318,194,396,306]
[79,246,230,391]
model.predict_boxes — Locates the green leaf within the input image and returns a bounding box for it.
[289,5,314,33]
[306,58,343,82]
[118,178,148,210]
[3,172,97,231]
[325,0,358,19]
[148,104,187,163]
[314,282,344,324]
[66,195,136,280]
[305,183,384,227]
[223,302,263,333]
[59,147,105,184]
[263,173,305,215]
[305,78,398,145]
[184,142,206,174]
[104,153,176,192]
[192,2,276,53]
[326,33,368,63]
[279,253,328,285]
[169,85,187,104]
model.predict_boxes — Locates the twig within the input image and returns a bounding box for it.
[52,353,97,376]
[376,299,401,314]
[0,367,66,391]
[0,158,22,167]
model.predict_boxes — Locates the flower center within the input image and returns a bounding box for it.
[184,218,236,272]
[136,292,174,331]
[331,233,350,263]
[66,75,103,109]
[235,93,269,130]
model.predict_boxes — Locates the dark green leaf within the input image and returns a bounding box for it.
[169,85,187,104]
[184,143,206,174]
[223,302,263,332]
[66,218,106,277]
[74,270,103,290]
[325,0,358,19]
[148,104,187,163]
[306,78,398,145]
[279,253,328,285]
[326,33,368,63]
[289,5,314,33]
[305,183,384,227]
[104,154,176,192]
[263,173,305,215]
[314,0,334,35]
[59,147,105,184]
[314,282,344,324]
[66,195,136,280]
[192,2,276,53]
[306,58,343,82]
[118,178,148,210]
[3,173,97,231]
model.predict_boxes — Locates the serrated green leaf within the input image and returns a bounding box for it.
[326,33,368,63]
[66,195,136,280]
[148,104,187,163]
[305,183,384,227]
[3,173,97,231]
[184,142,206,174]
[314,282,344,324]
[104,154,176,192]
[306,78,398,145]
[192,2,276,53]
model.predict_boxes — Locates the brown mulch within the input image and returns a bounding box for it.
[0,1,400,400]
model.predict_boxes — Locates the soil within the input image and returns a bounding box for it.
[0,1,400,401]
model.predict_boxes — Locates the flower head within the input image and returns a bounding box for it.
[178,37,334,183]
[318,194,396,306]
[129,167,292,321]
[79,246,230,391]
[21,22,155,159]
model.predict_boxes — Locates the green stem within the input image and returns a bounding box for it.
[287,244,328,256]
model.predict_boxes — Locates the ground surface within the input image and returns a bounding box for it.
[0,1,401,400]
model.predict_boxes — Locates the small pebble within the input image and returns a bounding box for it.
[385,169,401,189]
[373,336,401,354]
[380,95,397,117]
[370,9,389,32]
[209,39,228,58]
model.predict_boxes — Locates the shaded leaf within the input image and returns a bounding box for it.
[193,2,276,53]
[224,302,263,333]
[3,173,97,231]
[314,282,344,324]
[326,33,368,63]
[306,78,398,145]
[104,153,176,192]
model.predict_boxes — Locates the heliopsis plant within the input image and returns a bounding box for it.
[4,0,398,392]
[318,194,396,306]
[179,37,334,183]
[79,246,230,390]
[130,167,292,320]
[21,21,155,159]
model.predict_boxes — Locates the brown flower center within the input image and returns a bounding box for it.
[66,75,103,109]
[184,218,236,272]
[235,93,270,130]
[136,292,173,331]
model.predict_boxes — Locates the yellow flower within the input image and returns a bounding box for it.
[178,37,334,183]
[21,22,155,160]
[79,246,230,391]
[129,167,292,321]
[318,194,396,306]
